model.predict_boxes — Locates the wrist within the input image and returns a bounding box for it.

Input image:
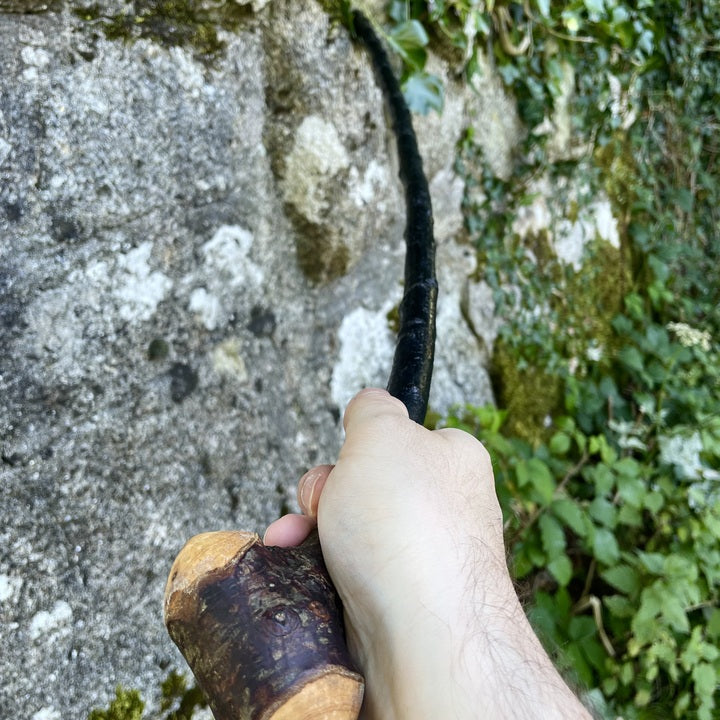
[347,556,591,720]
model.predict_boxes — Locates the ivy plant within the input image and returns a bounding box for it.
[444,306,719,717]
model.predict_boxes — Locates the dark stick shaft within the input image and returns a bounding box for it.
[352,11,438,425]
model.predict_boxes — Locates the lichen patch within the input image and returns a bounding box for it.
[115,241,173,322]
[330,302,396,413]
[29,600,73,642]
[283,116,349,224]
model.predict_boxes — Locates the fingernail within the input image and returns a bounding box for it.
[300,468,323,515]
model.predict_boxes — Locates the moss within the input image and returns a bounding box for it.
[491,338,563,444]
[72,0,253,61]
[560,239,631,366]
[161,670,208,719]
[147,337,169,360]
[492,238,630,444]
[293,216,350,283]
[89,671,208,720]
[385,303,400,335]
[315,0,352,27]
[594,132,638,217]
[88,687,144,720]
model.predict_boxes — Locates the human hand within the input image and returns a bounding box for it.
[265,388,592,720]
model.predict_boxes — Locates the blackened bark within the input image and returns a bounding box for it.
[352,10,437,424]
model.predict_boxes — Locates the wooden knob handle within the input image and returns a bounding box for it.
[164,529,364,720]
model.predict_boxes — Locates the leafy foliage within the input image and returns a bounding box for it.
[445,308,720,717]
[424,1,720,716]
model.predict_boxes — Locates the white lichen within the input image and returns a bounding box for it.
[189,287,222,331]
[0,136,11,165]
[512,184,552,239]
[330,304,396,412]
[0,573,23,604]
[201,225,264,288]
[32,708,61,720]
[29,600,73,641]
[429,168,465,242]
[212,338,249,383]
[512,176,620,270]
[554,199,619,270]
[21,45,50,82]
[233,0,273,11]
[466,280,502,353]
[283,115,349,224]
[349,159,388,210]
[114,241,173,322]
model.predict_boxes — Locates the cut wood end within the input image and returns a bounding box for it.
[265,669,364,720]
[164,530,258,623]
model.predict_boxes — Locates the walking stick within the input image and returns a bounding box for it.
[164,10,437,719]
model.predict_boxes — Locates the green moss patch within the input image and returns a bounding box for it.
[73,0,253,60]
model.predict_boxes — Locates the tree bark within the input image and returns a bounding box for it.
[165,530,363,720]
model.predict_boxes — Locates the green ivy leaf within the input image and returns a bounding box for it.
[604,594,635,618]
[552,498,588,536]
[593,527,620,565]
[588,463,615,494]
[633,585,664,643]
[527,541,547,568]
[618,504,643,527]
[589,497,618,528]
[516,458,530,487]
[569,615,597,641]
[528,457,556,503]
[564,641,593,686]
[388,19,429,49]
[644,490,664,513]
[402,72,444,114]
[548,554,573,586]
[386,21,429,72]
[601,564,640,595]
[618,346,644,374]
[617,476,646,509]
[661,596,690,633]
[692,664,718,714]
[549,431,571,456]
[707,608,720,639]
[637,551,665,575]
[540,513,566,555]
[614,457,640,477]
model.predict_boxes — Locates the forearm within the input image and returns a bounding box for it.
[467,592,593,719]
[349,551,592,720]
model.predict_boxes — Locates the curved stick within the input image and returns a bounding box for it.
[164,11,437,720]
[351,10,437,423]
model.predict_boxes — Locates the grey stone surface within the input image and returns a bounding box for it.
[0,2,514,716]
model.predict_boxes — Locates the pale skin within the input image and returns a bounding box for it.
[265,388,593,720]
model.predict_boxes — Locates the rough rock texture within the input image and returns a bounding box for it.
[0,2,519,717]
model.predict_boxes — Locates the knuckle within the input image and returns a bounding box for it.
[437,427,492,467]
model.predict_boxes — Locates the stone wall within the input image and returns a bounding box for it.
[0,1,521,715]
